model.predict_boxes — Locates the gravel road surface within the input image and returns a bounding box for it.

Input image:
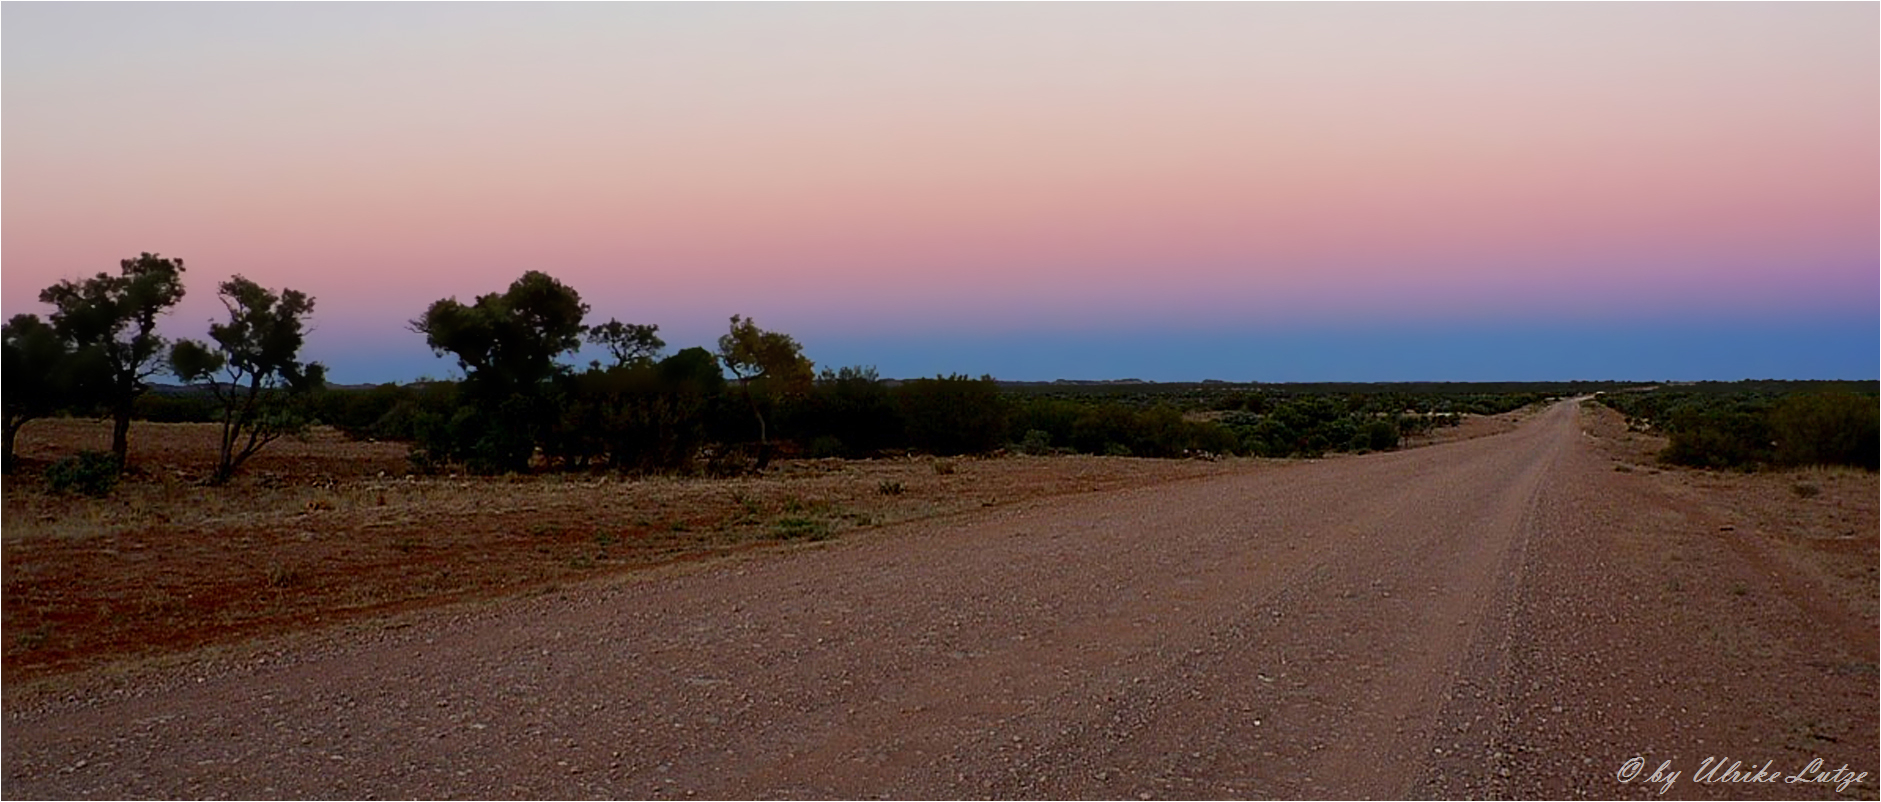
[6,400,1874,799]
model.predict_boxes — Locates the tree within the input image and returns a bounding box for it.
[169,276,326,483]
[38,253,188,469]
[588,319,665,368]
[716,315,813,470]
[410,271,589,472]
[895,374,1008,456]
[2,314,106,472]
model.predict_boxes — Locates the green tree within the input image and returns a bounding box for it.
[410,271,589,472]
[2,314,107,472]
[588,319,665,368]
[169,276,326,483]
[716,315,813,470]
[38,253,188,469]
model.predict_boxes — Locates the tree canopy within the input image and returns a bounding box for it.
[36,253,187,468]
[170,275,325,483]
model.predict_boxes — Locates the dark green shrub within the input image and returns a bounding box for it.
[1016,429,1055,455]
[895,375,1008,456]
[1360,418,1400,452]
[1660,403,1773,470]
[46,450,119,496]
[133,392,219,423]
[1771,391,1878,470]
[789,366,902,457]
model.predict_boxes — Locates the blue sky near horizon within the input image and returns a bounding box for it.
[327,314,1878,387]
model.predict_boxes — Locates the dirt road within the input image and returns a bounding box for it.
[5,400,1874,799]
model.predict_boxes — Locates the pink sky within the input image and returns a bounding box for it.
[4,3,1875,381]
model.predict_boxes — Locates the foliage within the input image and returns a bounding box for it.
[45,450,120,496]
[1771,391,1878,470]
[133,390,221,423]
[170,276,326,483]
[37,253,189,468]
[410,271,590,473]
[588,319,665,368]
[1599,382,1878,471]
[3,314,107,471]
[717,315,813,469]
[894,374,1009,456]
[786,366,903,458]
[543,348,724,474]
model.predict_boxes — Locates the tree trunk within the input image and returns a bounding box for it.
[111,402,133,472]
[4,416,21,474]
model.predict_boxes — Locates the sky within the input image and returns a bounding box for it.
[4,2,1876,384]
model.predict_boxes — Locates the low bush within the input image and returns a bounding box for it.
[1771,391,1878,470]
[46,450,119,496]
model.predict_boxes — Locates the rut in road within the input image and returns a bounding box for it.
[5,402,1580,799]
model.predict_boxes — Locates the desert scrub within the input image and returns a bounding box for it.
[46,450,120,497]
[772,516,832,541]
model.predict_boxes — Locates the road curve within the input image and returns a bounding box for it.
[5,400,1873,799]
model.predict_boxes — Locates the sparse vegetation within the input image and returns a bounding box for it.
[1599,382,1878,472]
[44,449,119,496]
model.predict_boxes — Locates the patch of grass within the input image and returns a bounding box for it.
[594,531,619,547]
[15,625,52,651]
[932,460,957,475]
[1791,482,1822,499]
[568,554,596,570]
[265,563,305,588]
[390,536,420,553]
[877,480,905,496]
[772,516,832,541]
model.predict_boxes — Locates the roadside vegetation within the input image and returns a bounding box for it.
[9,258,1617,487]
[1596,382,1879,471]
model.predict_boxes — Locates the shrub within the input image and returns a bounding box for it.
[1360,418,1400,452]
[772,516,831,540]
[807,436,846,459]
[1016,429,1055,456]
[1771,391,1879,470]
[46,450,119,496]
[894,375,1008,456]
[1660,402,1773,470]
[133,392,219,423]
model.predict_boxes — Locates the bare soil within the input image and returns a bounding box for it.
[3,404,1874,799]
[3,419,1241,682]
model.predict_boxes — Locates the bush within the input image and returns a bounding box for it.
[133,392,219,423]
[1660,403,1772,470]
[789,366,903,458]
[894,375,1008,456]
[1771,392,1878,470]
[1359,418,1400,452]
[1016,429,1055,456]
[46,450,119,496]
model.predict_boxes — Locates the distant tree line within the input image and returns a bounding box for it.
[16,257,1870,488]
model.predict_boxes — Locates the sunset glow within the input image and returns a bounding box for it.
[5,3,1875,382]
